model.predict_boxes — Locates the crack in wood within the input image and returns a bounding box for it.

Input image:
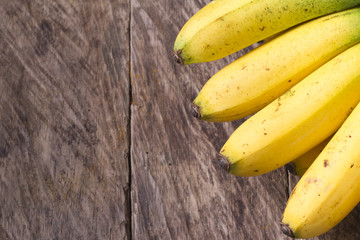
[127,0,133,239]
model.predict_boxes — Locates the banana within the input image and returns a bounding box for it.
[191,8,360,122]
[286,136,332,177]
[217,43,360,177]
[281,101,360,239]
[173,0,360,65]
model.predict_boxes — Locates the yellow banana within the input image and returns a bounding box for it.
[173,0,360,65]
[286,136,332,177]
[281,101,360,239]
[218,43,360,177]
[192,8,360,122]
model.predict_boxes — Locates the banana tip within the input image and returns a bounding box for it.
[285,162,297,175]
[280,222,295,238]
[173,49,184,65]
[217,153,230,173]
[191,103,201,119]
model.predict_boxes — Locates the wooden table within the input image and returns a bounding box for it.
[1,1,360,239]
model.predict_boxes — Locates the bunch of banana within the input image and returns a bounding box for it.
[174,1,360,238]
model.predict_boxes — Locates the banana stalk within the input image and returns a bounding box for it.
[218,43,360,177]
[173,0,360,64]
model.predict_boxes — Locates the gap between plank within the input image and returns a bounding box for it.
[126,0,133,238]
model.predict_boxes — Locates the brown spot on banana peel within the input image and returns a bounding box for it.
[173,49,184,65]
[217,153,230,173]
[191,103,201,119]
[323,159,329,167]
[280,222,295,238]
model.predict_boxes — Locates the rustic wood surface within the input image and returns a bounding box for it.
[0,0,360,239]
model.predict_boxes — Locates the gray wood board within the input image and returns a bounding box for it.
[131,0,288,239]
[0,0,130,239]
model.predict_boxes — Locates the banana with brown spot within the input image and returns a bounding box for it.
[192,8,360,122]
[173,0,360,64]
[281,100,360,238]
[219,43,360,177]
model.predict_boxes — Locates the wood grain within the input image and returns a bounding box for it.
[0,0,130,239]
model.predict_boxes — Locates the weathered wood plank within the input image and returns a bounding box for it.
[131,1,289,239]
[0,0,130,239]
